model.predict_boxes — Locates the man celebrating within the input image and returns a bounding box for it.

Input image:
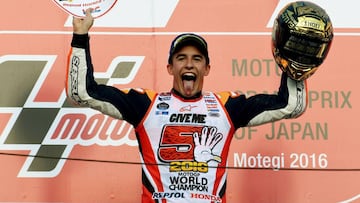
[66,1,332,202]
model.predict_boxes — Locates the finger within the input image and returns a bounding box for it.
[211,155,222,163]
[85,8,94,18]
[205,127,216,146]
[200,127,208,145]
[72,16,80,25]
[193,132,200,146]
[84,8,94,25]
[209,133,222,149]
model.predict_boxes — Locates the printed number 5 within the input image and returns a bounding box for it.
[158,125,202,162]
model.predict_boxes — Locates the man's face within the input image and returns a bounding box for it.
[167,45,210,98]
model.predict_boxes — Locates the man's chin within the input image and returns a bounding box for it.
[182,89,201,98]
[183,91,194,97]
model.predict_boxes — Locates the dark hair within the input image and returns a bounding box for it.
[168,33,209,64]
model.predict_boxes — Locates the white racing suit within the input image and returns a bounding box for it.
[66,34,307,203]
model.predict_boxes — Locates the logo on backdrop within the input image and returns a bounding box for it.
[0,55,143,177]
[63,0,179,28]
[53,0,118,18]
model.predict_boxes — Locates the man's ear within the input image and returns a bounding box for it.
[204,64,211,76]
[167,64,174,75]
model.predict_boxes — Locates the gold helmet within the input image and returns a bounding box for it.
[272,1,334,81]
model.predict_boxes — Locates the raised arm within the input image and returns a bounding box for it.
[219,73,307,129]
[65,9,154,126]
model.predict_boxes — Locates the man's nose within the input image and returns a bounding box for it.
[185,59,194,69]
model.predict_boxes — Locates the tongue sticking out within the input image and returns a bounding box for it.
[182,74,196,94]
[183,80,195,92]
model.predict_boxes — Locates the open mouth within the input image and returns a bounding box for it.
[181,73,196,95]
[182,73,196,81]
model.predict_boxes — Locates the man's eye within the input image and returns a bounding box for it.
[176,56,185,61]
[194,57,202,61]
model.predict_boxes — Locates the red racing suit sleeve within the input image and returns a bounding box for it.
[65,34,155,127]
[217,73,307,129]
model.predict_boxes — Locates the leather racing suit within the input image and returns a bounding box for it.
[66,34,307,203]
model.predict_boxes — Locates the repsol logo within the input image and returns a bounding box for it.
[169,113,206,124]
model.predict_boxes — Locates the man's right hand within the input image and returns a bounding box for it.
[72,8,94,35]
